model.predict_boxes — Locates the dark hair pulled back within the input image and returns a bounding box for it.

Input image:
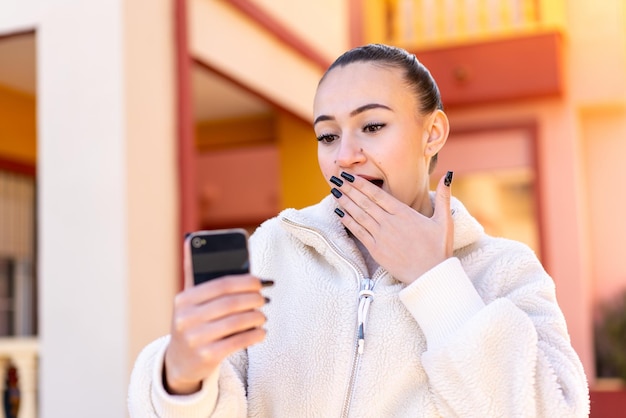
[321,43,443,114]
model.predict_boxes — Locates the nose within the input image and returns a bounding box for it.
[335,136,366,168]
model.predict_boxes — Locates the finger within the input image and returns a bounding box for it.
[333,188,380,235]
[336,207,375,245]
[176,274,263,307]
[432,170,453,222]
[202,292,267,321]
[337,173,398,214]
[331,175,391,234]
[202,327,267,362]
[183,234,193,289]
[186,309,266,346]
[175,291,267,330]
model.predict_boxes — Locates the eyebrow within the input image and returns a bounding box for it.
[313,103,393,126]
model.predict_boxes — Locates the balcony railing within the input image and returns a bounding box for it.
[0,337,38,418]
[380,0,566,48]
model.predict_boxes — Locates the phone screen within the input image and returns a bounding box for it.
[189,229,250,285]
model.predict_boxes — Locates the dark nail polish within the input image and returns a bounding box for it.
[330,176,343,187]
[334,208,345,218]
[264,297,271,304]
[331,188,342,198]
[444,171,453,187]
[340,172,355,183]
[260,279,274,287]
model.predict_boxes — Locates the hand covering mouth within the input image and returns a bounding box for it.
[354,174,384,188]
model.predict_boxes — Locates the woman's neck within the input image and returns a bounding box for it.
[353,236,379,278]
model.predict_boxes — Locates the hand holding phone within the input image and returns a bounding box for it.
[164,228,268,395]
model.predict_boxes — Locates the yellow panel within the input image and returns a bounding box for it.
[538,0,566,29]
[275,111,327,209]
[385,0,565,48]
[195,114,275,151]
[363,0,391,44]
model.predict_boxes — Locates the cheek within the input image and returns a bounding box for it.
[317,148,333,177]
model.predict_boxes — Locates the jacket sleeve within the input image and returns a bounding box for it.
[399,246,590,417]
[127,335,249,417]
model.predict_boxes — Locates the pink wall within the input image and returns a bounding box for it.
[580,107,626,307]
[196,145,280,229]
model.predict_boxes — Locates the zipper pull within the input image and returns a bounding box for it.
[357,279,374,354]
[358,324,365,354]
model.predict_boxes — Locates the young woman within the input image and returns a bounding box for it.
[128,44,589,417]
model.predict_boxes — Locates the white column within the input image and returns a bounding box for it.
[38,0,177,417]
[0,0,43,35]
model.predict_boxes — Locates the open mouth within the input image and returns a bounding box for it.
[368,179,384,188]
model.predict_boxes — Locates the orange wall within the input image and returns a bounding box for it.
[0,84,36,164]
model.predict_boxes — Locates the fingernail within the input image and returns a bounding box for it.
[264,297,271,304]
[334,208,345,218]
[444,171,453,187]
[331,188,342,198]
[340,172,355,182]
[330,176,343,187]
[260,279,274,287]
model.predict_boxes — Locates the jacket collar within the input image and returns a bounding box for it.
[279,196,365,276]
[279,193,484,258]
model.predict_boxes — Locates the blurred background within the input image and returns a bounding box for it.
[1,0,625,416]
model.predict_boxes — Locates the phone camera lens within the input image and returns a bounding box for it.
[191,237,204,248]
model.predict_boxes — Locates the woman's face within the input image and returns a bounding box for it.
[314,62,444,215]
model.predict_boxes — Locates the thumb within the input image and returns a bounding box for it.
[183,234,194,289]
[432,170,453,222]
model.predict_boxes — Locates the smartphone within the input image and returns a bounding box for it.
[186,228,250,286]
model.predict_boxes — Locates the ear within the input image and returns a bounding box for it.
[423,109,450,158]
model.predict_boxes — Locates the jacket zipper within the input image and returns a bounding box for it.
[340,270,383,418]
[280,218,384,418]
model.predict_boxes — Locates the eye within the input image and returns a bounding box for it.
[363,123,385,133]
[316,133,338,144]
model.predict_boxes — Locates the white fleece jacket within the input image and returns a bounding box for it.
[128,195,589,417]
